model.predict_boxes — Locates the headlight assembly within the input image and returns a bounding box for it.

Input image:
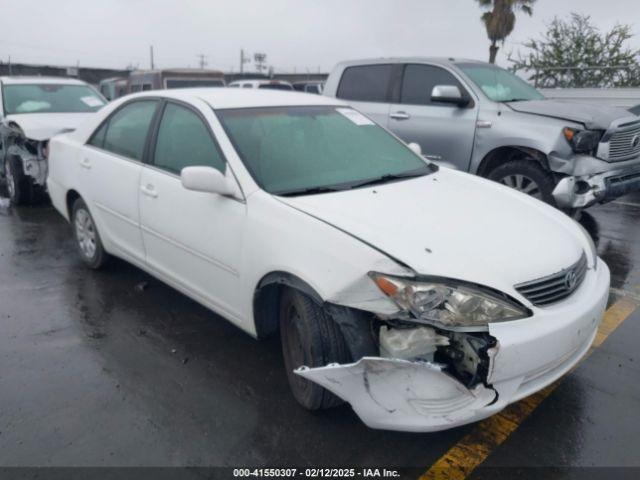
[369,273,530,330]
[563,127,603,154]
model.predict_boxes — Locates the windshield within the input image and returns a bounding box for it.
[165,78,225,88]
[258,83,293,91]
[217,106,433,195]
[457,63,544,102]
[3,84,106,115]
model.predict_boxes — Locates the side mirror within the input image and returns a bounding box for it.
[181,166,236,196]
[408,142,422,156]
[431,85,469,107]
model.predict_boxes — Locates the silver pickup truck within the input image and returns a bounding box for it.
[323,58,640,210]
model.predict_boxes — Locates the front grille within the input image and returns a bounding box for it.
[607,122,640,161]
[515,253,588,307]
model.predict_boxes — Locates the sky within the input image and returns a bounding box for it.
[1,0,638,73]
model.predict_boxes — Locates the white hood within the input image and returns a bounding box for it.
[278,169,588,295]
[4,112,95,141]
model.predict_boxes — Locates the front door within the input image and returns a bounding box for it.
[139,101,246,320]
[388,64,478,171]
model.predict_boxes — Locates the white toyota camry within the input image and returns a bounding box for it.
[47,89,610,432]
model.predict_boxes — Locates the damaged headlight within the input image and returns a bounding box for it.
[563,127,603,154]
[369,273,529,330]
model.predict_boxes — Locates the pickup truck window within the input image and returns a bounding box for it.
[457,62,543,102]
[337,64,392,103]
[401,64,467,106]
[217,105,432,195]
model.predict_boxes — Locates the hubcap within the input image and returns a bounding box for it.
[5,161,15,200]
[499,174,542,199]
[75,209,97,259]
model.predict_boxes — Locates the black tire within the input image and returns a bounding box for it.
[280,288,351,410]
[5,155,33,205]
[71,198,109,269]
[488,159,557,206]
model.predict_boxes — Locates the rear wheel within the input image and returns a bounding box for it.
[72,198,109,269]
[5,156,33,205]
[488,159,557,206]
[280,289,351,410]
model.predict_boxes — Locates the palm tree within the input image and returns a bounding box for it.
[476,0,536,64]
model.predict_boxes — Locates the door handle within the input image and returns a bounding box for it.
[140,184,158,198]
[390,111,411,120]
[80,158,92,169]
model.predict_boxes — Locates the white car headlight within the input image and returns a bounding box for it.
[369,273,530,330]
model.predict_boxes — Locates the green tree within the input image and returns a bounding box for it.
[476,0,536,64]
[510,13,640,88]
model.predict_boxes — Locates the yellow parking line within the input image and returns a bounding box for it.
[419,294,638,480]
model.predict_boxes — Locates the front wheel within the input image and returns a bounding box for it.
[72,198,109,269]
[280,289,351,410]
[5,156,33,205]
[488,159,557,206]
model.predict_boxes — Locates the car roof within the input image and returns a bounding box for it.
[333,57,485,68]
[125,88,345,109]
[0,76,90,85]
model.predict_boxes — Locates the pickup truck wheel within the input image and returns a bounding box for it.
[280,288,351,410]
[488,159,556,206]
[5,156,33,205]
[72,198,109,269]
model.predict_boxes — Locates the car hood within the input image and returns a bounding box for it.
[507,99,634,130]
[278,169,587,295]
[3,112,95,141]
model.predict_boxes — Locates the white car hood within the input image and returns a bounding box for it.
[278,169,586,294]
[4,112,95,141]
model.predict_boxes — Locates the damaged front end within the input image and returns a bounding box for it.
[293,272,527,431]
[294,260,608,431]
[297,325,500,431]
[1,121,51,203]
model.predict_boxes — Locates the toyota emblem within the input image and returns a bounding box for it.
[632,134,640,149]
[564,270,578,290]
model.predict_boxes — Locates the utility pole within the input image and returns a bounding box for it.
[239,49,250,74]
[8,55,12,75]
[196,54,208,69]
[149,46,155,69]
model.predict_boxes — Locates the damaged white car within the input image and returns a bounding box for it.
[47,89,610,432]
[0,76,106,204]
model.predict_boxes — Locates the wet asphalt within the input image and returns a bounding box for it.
[0,190,639,474]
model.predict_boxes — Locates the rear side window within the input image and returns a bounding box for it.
[90,100,158,161]
[153,103,225,175]
[336,64,392,103]
[400,64,467,106]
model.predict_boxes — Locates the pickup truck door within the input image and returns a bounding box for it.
[388,64,478,171]
[138,100,246,322]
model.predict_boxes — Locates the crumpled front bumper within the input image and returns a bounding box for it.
[296,260,610,432]
[551,157,640,209]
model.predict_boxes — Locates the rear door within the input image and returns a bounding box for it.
[138,100,246,320]
[82,99,159,263]
[388,64,478,171]
[335,64,394,127]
